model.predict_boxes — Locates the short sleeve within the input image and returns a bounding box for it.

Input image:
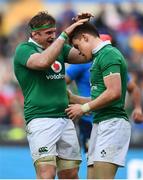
[14,44,37,66]
[100,51,121,77]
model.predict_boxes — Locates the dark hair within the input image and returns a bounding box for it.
[28,11,56,30]
[69,22,99,44]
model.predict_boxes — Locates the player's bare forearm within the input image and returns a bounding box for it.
[70,94,91,104]
[67,48,90,64]
[66,74,121,120]
[130,86,143,123]
[65,88,121,121]
[27,19,89,70]
[131,86,141,109]
[88,88,121,111]
[127,79,143,122]
[88,74,121,111]
[27,38,65,70]
[67,89,90,104]
[41,38,65,66]
[127,80,142,108]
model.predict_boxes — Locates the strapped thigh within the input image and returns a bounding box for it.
[56,157,81,172]
[34,155,57,168]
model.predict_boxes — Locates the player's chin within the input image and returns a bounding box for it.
[84,55,90,61]
[80,53,88,60]
[84,53,91,61]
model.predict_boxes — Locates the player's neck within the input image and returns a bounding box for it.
[92,40,111,54]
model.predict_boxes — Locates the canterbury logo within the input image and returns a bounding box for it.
[38,147,48,153]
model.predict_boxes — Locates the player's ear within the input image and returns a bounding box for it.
[82,33,88,42]
[31,31,40,37]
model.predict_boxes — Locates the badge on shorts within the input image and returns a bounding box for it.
[101,149,106,158]
[38,146,48,154]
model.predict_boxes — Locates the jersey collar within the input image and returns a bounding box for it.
[92,40,111,55]
[28,37,44,50]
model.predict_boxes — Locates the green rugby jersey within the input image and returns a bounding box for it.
[90,42,128,123]
[14,40,71,124]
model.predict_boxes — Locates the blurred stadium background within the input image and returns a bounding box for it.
[0,0,143,179]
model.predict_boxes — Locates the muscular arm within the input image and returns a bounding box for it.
[66,76,90,104]
[66,74,121,120]
[127,80,141,109]
[68,89,91,104]
[27,18,89,70]
[88,74,121,111]
[65,75,72,84]
[67,47,90,64]
[27,38,65,70]
[127,80,143,123]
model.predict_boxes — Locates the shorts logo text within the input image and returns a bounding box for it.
[39,147,48,154]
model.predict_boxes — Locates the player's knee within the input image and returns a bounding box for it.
[58,167,79,179]
[57,158,81,178]
[34,156,56,179]
[69,168,79,178]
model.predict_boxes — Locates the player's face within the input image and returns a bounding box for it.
[35,27,56,48]
[72,36,92,60]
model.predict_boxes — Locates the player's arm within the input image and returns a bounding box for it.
[67,48,89,64]
[67,89,91,104]
[65,16,91,64]
[65,75,72,84]
[87,74,121,110]
[127,79,141,109]
[65,74,121,120]
[27,19,88,70]
[127,79,143,123]
[67,12,94,64]
[66,76,90,104]
[27,38,66,70]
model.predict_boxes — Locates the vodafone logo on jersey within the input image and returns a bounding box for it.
[51,61,62,73]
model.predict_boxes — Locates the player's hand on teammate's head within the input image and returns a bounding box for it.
[72,12,94,22]
[64,18,89,36]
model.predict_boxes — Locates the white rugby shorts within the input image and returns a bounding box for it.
[88,118,131,167]
[26,117,81,163]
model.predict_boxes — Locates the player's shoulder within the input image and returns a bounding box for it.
[100,45,123,63]
[16,41,35,51]
[14,42,36,62]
